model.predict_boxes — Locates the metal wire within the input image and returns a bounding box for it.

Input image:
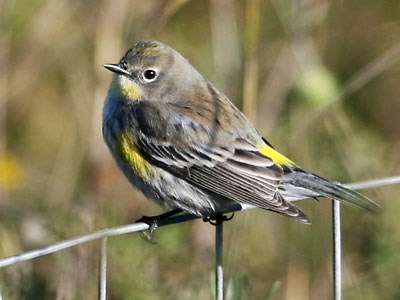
[0,222,149,268]
[98,237,108,300]
[0,175,398,299]
[332,200,342,300]
[215,218,224,300]
[343,175,400,190]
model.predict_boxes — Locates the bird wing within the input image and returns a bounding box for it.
[136,131,310,223]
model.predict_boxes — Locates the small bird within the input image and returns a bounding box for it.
[102,40,378,224]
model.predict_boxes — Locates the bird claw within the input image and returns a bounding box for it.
[203,213,235,225]
[137,215,159,243]
[136,209,182,243]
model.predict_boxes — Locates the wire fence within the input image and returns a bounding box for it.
[0,175,399,299]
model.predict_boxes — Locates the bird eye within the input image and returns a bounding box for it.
[143,69,158,82]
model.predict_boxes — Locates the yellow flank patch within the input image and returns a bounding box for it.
[119,131,157,176]
[258,143,296,166]
[112,75,144,100]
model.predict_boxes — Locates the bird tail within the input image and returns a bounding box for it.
[280,166,380,213]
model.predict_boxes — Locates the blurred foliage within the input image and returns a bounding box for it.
[0,0,399,299]
[0,152,22,189]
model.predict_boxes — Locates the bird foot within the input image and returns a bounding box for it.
[136,209,182,243]
[203,213,235,226]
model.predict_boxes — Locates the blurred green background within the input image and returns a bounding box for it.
[1,0,399,299]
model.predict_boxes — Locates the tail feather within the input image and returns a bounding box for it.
[280,167,380,213]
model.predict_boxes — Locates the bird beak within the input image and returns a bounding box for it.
[103,63,131,76]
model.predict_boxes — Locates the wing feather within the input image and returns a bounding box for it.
[136,132,310,223]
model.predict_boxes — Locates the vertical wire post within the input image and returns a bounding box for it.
[98,237,108,300]
[332,200,342,300]
[215,216,224,300]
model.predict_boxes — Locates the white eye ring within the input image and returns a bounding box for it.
[142,68,158,83]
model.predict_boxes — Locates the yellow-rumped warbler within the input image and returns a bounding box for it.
[102,40,378,223]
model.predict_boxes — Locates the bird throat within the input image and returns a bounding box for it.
[112,75,144,101]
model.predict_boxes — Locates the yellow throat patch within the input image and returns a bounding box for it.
[112,75,144,100]
[258,143,296,166]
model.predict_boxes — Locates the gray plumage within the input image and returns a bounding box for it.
[102,40,379,224]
